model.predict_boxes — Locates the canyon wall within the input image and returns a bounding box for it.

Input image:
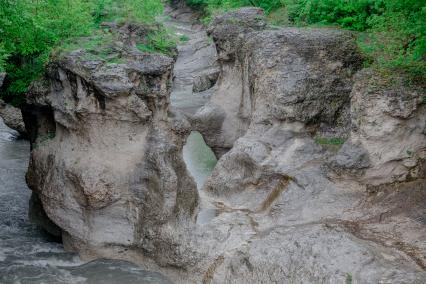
[23,8,426,284]
[194,8,426,283]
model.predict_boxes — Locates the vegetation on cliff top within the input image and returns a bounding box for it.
[186,0,426,82]
[0,0,170,105]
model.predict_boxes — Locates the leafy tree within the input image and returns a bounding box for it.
[0,0,94,104]
[0,0,167,105]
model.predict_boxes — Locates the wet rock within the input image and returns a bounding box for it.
[28,192,62,238]
[0,99,26,136]
[23,22,198,264]
[165,4,220,115]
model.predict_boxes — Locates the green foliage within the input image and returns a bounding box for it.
[180,35,190,42]
[358,0,426,80]
[0,0,95,104]
[315,137,345,145]
[346,273,353,284]
[187,0,281,13]
[92,0,164,24]
[0,43,9,72]
[0,0,167,105]
[137,29,177,56]
[282,0,385,31]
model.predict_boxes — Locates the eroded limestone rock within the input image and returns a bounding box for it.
[0,73,26,135]
[165,4,220,115]
[194,8,426,283]
[347,69,426,185]
[193,8,362,158]
[23,23,198,263]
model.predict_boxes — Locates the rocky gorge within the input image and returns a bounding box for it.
[2,3,425,283]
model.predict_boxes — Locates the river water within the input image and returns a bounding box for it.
[0,118,173,284]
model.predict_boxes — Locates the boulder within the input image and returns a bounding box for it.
[1,71,26,135]
[0,72,5,87]
[0,99,26,136]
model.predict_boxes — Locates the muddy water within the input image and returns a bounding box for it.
[0,118,172,284]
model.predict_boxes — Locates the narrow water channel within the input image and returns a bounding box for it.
[183,131,217,189]
[0,118,172,284]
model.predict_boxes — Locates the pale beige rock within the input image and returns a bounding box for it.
[23,21,198,265]
[348,69,426,185]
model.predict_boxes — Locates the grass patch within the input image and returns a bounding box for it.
[179,35,190,42]
[346,273,353,284]
[315,137,345,146]
[137,29,177,56]
[0,0,169,105]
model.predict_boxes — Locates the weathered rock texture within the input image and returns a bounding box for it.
[0,72,5,87]
[344,69,426,185]
[23,23,198,265]
[0,99,26,136]
[25,7,426,284]
[193,8,425,283]
[193,8,361,158]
